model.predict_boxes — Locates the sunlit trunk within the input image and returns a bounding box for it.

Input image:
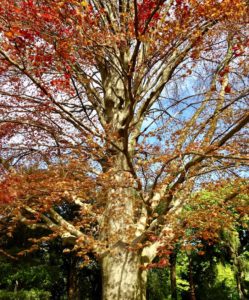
[99,154,147,299]
[101,248,147,300]
[98,133,148,299]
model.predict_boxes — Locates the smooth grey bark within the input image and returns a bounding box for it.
[101,247,147,300]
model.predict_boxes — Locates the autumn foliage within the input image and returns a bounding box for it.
[0,0,248,299]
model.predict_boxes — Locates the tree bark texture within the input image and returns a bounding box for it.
[101,248,147,300]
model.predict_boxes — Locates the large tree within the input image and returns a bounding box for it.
[0,1,248,299]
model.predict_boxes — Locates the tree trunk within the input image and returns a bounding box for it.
[234,257,247,300]
[67,256,80,300]
[188,257,196,300]
[99,151,148,300]
[227,232,248,300]
[101,248,147,300]
[170,252,178,300]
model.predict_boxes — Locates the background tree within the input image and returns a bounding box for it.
[0,225,64,299]
[176,180,249,300]
[0,222,102,300]
[0,1,248,299]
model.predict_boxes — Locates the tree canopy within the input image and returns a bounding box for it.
[0,1,248,299]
